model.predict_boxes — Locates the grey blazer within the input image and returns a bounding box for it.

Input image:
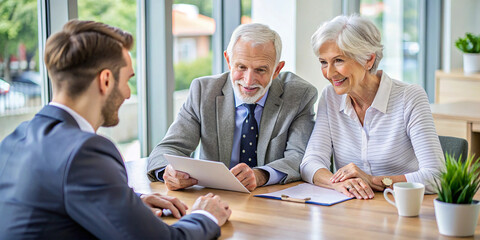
[147,71,318,184]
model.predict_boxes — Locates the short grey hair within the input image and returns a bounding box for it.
[226,23,282,65]
[311,14,383,74]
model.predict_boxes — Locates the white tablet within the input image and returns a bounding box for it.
[164,154,250,193]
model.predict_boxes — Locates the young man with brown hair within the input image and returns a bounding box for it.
[0,19,230,239]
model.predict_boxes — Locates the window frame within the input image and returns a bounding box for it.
[342,0,441,102]
[38,0,79,105]
[37,0,246,156]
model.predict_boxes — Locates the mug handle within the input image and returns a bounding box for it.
[383,188,396,206]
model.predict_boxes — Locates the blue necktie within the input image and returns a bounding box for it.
[240,104,258,168]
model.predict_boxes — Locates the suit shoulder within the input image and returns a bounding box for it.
[64,134,123,181]
[37,120,118,162]
[191,72,229,90]
[71,134,120,162]
[278,72,317,95]
[77,134,117,149]
[57,129,115,160]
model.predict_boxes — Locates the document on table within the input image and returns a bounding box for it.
[164,154,250,193]
[255,183,353,206]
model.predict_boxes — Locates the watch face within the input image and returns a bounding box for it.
[382,177,393,186]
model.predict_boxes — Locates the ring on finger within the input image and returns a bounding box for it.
[346,185,352,191]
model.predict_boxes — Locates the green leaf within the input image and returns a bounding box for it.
[435,153,480,203]
[455,32,480,53]
[457,185,469,203]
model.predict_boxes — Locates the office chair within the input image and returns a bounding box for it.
[438,135,469,162]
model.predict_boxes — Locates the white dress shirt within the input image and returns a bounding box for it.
[49,102,95,133]
[300,71,445,193]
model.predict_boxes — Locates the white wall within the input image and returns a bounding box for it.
[251,0,342,97]
[442,0,480,72]
[251,0,296,72]
[295,0,342,94]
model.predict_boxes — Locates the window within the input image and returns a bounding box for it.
[172,1,215,118]
[359,0,422,85]
[78,0,140,161]
[176,38,196,62]
[241,0,252,24]
[0,0,42,142]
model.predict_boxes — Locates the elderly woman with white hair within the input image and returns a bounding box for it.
[300,15,445,199]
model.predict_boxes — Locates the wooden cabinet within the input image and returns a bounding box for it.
[433,70,480,156]
[435,69,480,103]
[430,102,480,156]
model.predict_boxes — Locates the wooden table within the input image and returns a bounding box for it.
[125,158,480,239]
[430,101,480,156]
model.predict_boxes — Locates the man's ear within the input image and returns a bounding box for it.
[272,61,285,80]
[98,69,114,96]
[224,51,232,70]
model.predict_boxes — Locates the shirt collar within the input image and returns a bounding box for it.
[339,94,356,119]
[339,94,348,113]
[339,71,392,114]
[370,71,392,114]
[234,89,269,108]
[49,102,95,133]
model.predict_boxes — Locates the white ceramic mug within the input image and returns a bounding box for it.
[383,182,425,217]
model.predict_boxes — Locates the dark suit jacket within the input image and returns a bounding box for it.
[147,71,318,183]
[0,105,219,239]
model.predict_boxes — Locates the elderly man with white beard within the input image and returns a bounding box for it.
[147,23,318,191]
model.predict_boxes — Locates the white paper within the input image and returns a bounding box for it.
[256,183,352,205]
[164,154,250,193]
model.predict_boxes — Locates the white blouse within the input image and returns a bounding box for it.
[300,72,445,193]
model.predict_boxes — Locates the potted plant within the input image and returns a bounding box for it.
[434,153,480,237]
[455,32,480,74]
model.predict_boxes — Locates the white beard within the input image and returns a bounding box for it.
[231,73,273,104]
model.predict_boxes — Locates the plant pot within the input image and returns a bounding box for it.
[434,198,480,237]
[463,53,480,74]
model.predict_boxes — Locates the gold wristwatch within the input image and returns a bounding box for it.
[381,177,393,188]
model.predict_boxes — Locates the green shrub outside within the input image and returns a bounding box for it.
[174,52,212,91]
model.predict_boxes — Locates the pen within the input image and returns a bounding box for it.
[280,194,311,203]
